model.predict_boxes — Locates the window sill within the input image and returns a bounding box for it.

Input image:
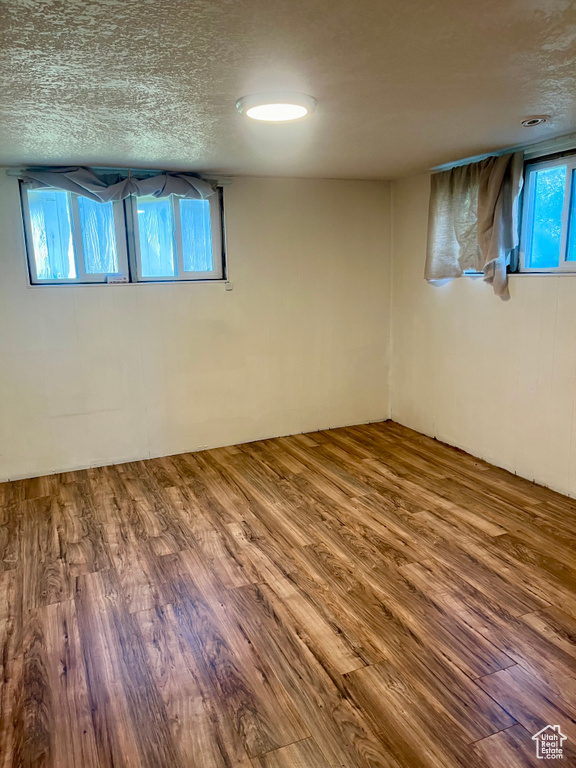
[26,278,230,289]
[465,272,576,278]
[513,271,576,276]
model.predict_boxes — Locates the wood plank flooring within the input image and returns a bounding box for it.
[1,421,576,767]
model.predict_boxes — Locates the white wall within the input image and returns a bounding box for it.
[0,175,391,481]
[391,173,576,498]
[6,166,576,496]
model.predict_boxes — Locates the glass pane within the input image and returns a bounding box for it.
[566,171,576,262]
[179,199,213,272]
[77,197,119,274]
[27,189,76,279]
[528,165,566,269]
[135,196,176,277]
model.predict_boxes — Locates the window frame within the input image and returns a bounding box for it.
[21,183,129,284]
[20,183,226,286]
[126,191,224,282]
[519,153,576,274]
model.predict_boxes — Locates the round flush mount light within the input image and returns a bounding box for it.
[235,92,317,122]
[521,115,550,127]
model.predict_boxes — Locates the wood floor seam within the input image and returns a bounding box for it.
[1,420,575,768]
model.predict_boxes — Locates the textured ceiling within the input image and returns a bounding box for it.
[1,0,575,179]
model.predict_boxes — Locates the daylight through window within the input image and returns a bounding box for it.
[520,153,576,272]
[21,185,224,284]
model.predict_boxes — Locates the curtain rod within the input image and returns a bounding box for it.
[431,131,576,173]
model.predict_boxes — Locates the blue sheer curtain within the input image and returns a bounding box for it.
[136,196,176,277]
[28,189,76,279]
[180,198,213,272]
[26,181,217,281]
[77,197,118,273]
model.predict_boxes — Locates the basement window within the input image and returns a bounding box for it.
[22,188,128,283]
[21,185,224,284]
[129,195,221,281]
[520,153,576,273]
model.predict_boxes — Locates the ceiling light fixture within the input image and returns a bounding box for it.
[521,115,550,127]
[236,92,317,122]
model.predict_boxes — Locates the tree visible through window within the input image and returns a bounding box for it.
[529,166,565,269]
[521,153,576,272]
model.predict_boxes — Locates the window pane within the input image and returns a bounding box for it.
[528,165,566,269]
[179,199,213,272]
[27,189,76,279]
[566,171,576,262]
[135,196,176,277]
[77,197,119,274]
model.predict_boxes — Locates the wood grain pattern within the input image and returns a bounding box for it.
[473,725,542,768]
[1,420,576,767]
[250,738,332,768]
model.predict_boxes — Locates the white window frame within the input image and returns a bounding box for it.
[519,154,576,273]
[21,183,129,284]
[127,193,223,282]
[21,182,226,285]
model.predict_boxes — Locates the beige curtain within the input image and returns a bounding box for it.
[425,152,524,298]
